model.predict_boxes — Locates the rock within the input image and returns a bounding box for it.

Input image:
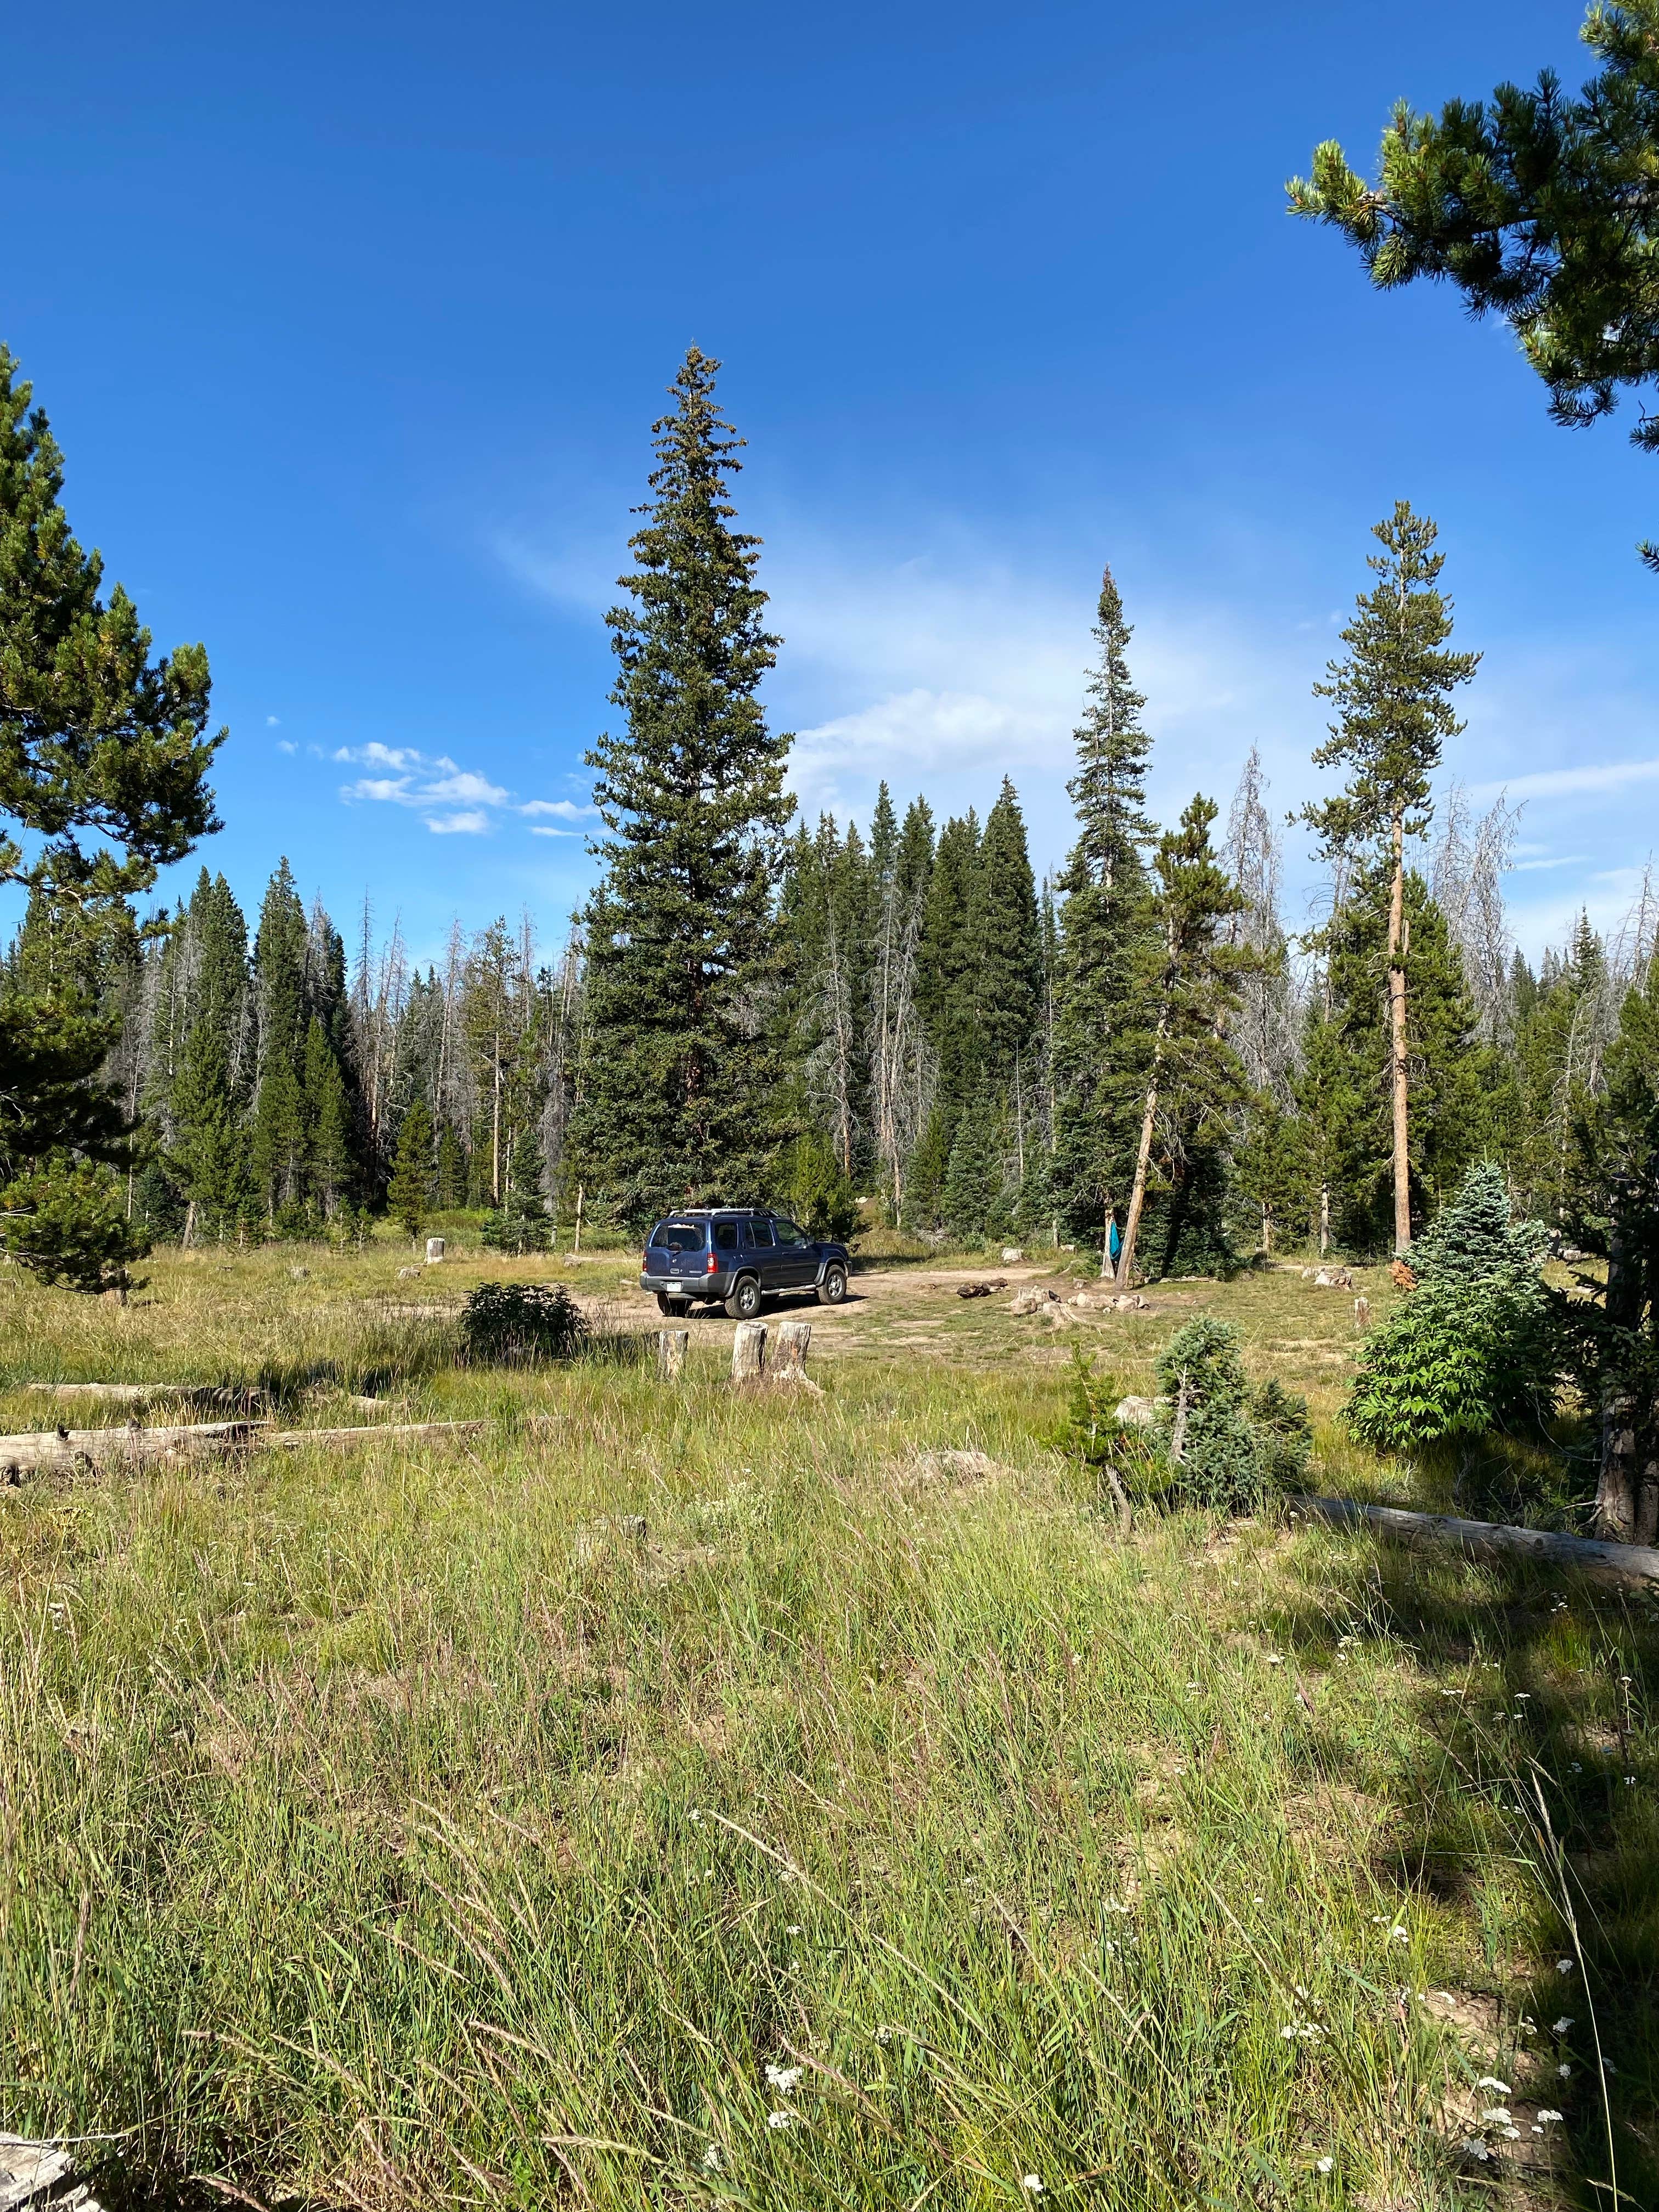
[1115,1396,1160,1429]
[1390,1257,1417,1290]
[289,1264,309,1281]
[1313,1265,1355,1290]
[1001,1246,1024,1265]
[397,1264,422,1279]
[1009,1287,1059,1315]
[956,1280,1007,1299]
[905,1447,1000,1488]
[731,1322,767,1381]
[1111,1293,1151,1311]
[425,1236,446,1263]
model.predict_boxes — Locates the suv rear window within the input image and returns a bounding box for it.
[650,1220,708,1252]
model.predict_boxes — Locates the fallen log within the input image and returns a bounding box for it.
[0,1421,268,1480]
[25,1381,196,1402]
[0,1417,488,1482]
[270,1420,486,1449]
[0,2132,104,2210]
[1291,1494,1659,1588]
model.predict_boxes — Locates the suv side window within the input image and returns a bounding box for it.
[746,1219,775,1248]
[774,1219,807,1246]
[713,1221,739,1254]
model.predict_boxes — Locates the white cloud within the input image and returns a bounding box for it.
[1474,757,1659,802]
[529,824,582,837]
[276,738,296,755]
[336,744,510,828]
[266,714,280,726]
[1512,854,1591,872]
[521,798,597,820]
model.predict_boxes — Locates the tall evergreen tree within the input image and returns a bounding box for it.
[1300,502,1480,1252]
[1114,795,1252,1288]
[387,1096,434,1241]
[968,778,1043,1091]
[0,343,222,1287]
[1052,564,1159,1256]
[571,347,794,1220]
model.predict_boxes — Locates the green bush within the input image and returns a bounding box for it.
[1151,1315,1301,1513]
[1047,1324,1312,1517]
[785,1131,860,1243]
[459,1282,586,1365]
[1346,1161,1559,1451]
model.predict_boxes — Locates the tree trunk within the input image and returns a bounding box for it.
[1597,1182,1643,1540]
[731,1322,766,1382]
[1114,1062,1161,1290]
[656,1329,689,1379]
[1319,1182,1330,1258]
[1387,810,1412,1253]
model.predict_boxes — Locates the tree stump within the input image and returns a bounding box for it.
[426,1237,446,1263]
[1353,1295,1371,1330]
[731,1322,767,1383]
[656,1328,689,1380]
[771,1319,811,1382]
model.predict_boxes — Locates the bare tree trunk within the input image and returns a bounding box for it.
[1115,1047,1164,1290]
[1387,809,1412,1254]
[1319,1183,1330,1257]
[1597,1182,1643,1540]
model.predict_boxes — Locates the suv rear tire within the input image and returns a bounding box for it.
[816,1262,848,1306]
[656,1291,687,1316]
[725,1274,762,1321]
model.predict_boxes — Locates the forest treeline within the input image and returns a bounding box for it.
[3,337,1657,1296]
[9,584,1654,1279]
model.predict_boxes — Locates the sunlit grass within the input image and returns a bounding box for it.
[0,1239,1650,2208]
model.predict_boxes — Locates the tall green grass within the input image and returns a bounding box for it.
[0,1247,1651,2208]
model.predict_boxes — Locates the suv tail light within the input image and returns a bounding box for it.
[706,1249,718,1273]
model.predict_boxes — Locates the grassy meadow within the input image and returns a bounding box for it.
[0,1235,1654,2209]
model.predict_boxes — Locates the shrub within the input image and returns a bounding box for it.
[1153,1316,1266,1513]
[785,1131,860,1243]
[1346,1161,1559,1451]
[1048,1323,1313,1517]
[459,1282,586,1365]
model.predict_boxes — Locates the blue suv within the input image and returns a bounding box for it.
[640,1207,850,1321]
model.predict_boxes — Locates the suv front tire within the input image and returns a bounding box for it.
[725,1274,763,1322]
[816,1262,848,1306]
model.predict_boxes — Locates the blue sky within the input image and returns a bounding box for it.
[5,0,1654,967]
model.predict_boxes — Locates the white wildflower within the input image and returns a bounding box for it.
[1462,2138,1491,2161]
[1559,2063,1572,2078]
[1266,1655,1283,1666]
[787,1924,802,1936]
[1536,2108,1564,2124]
[765,2063,803,2092]
[702,2145,721,2170]
[1020,2179,1043,2196]
[1476,2076,1510,2094]
[1316,2155,1334,2174]
[1552,2017,1574,2035]
[1500,2125,1521,2140]
[1480,2107,1513,2125]
[1391,1925,1409,1942]
[1556,1957,1575,1974]
[765,2108,797,2130]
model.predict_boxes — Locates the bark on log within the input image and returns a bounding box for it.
[771,1319,812,1382]
[1292,1494,1659,1587]
[732,1323,766,1382]
[656,1328,689,1379]
[0,1421,268,1479]
[26,1381,195,1401]
[270,1420,485,1449]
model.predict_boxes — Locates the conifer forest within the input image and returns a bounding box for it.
[9,343,1651,1289]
